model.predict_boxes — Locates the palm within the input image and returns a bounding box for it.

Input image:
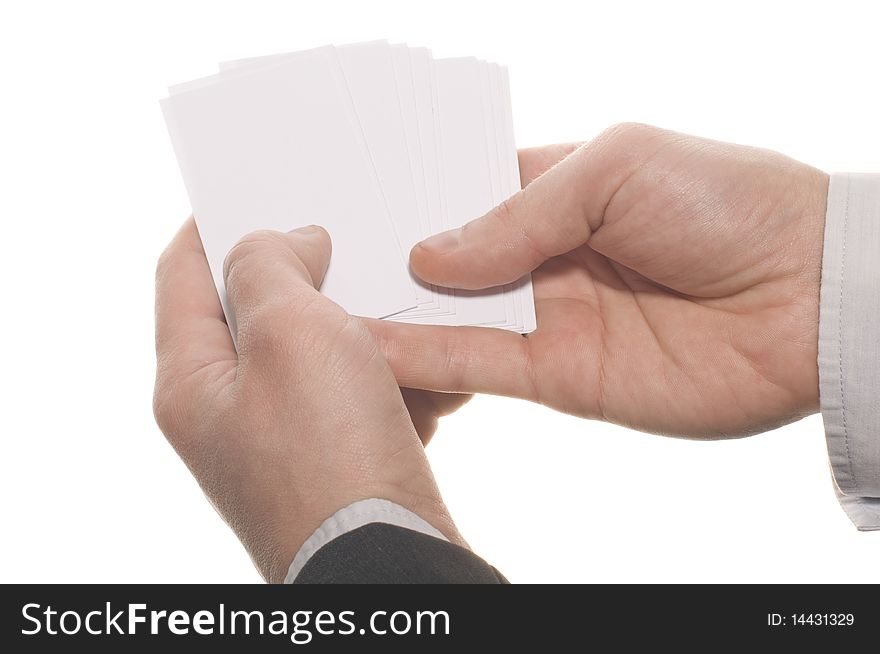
[526,243,816,437]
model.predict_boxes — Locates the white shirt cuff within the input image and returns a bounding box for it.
[818,173,880,529]
[283,498,448,584]
[834,485,880,531]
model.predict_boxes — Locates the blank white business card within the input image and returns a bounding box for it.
[161,41,536,336]
[161,49,416,339]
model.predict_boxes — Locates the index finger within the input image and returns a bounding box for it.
[364,318,536,400]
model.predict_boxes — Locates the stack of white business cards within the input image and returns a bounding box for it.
[161,40,535,337]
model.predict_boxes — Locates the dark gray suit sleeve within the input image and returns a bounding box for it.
[292,522,507,584]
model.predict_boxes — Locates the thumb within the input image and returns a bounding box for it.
[410,123,664,289]
[223,225,332,330]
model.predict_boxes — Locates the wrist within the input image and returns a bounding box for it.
[796,167,830,414]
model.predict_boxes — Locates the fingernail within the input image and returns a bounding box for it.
[418,228,461,254]
[289,224,321,235]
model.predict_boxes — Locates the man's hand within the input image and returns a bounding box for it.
[368,124,828,438]
[153,220,463,583]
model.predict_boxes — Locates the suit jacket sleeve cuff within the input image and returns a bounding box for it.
[819,173,880,529]
[283,498,449,583]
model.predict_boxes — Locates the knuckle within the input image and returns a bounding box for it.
[480,196,523,246]
[490,196,517,229]
[223,233,281,304]
[152,381,185,439]
[238,291,338,362]
[592,122,667,160]
[600,121,657,144]
[488,193,548,262]
[336,313,376,354]
[237,229,288,249]
[237,301,291,358]
[442,331,472,391]
[224,230,286,280]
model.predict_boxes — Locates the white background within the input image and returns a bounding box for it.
[1,0,878,583]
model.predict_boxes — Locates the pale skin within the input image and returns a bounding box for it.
[154,223,467,584]
[154,123,827,582]
[369,123,827,438]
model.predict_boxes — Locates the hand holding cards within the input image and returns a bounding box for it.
[161,41,536,339]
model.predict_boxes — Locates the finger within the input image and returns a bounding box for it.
[418,390,473,417]
[400,388,438,445]
[222,226,332,342]
[365,319,535,399]
[400,389,473,446]
[155,217,236,387]
[517,142,583,186]
[410,123,668,289]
